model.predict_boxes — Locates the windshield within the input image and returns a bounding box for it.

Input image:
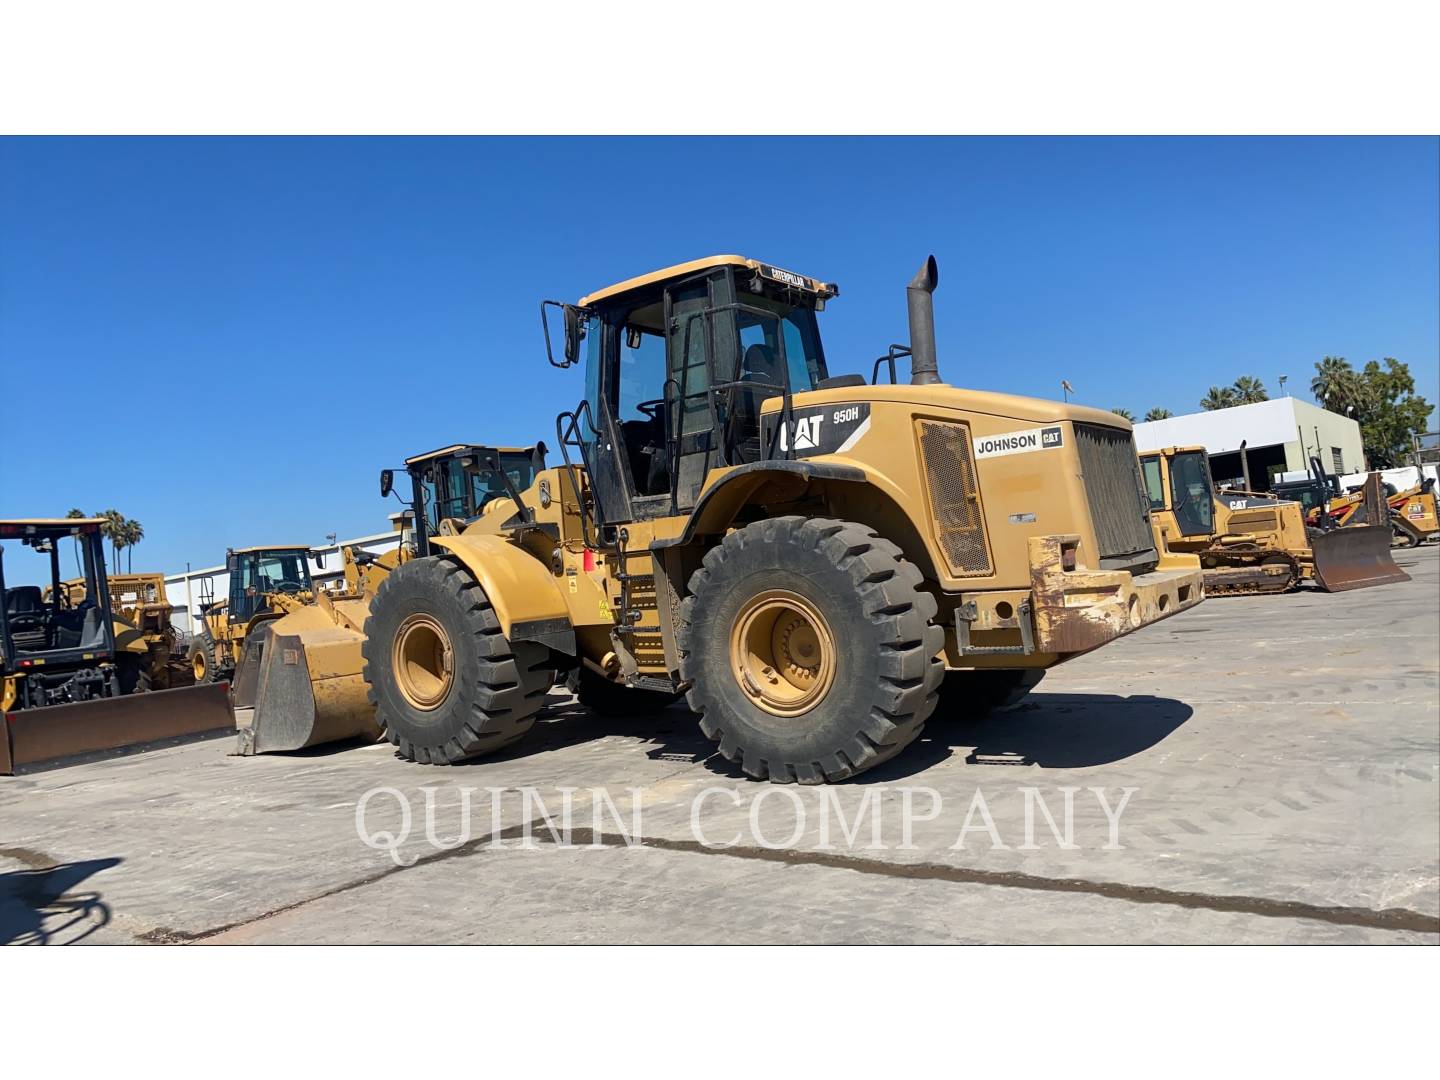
[1169,452,1215,536]
[734,294,828,393]
[249,551,311,592]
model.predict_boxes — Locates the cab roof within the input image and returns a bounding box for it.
[0,518,107,535]
[403,444,537,467]
[579,255,837,307]
[230,545,313,555]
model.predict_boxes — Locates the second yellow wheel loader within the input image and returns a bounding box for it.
[355,254,1204,783]
[234,444,548,754]
[1140,446,1409,595]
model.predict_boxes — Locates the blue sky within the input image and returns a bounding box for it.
[1,136,1436,576]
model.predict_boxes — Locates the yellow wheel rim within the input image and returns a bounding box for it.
[728,589,836,717]
[392,613,454,710]
[191,646,208,682]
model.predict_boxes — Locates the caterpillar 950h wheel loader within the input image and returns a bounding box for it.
[234,444,548,754]
[2,519,232,775]
[1140,446,1409,595]
[355,254,1204,784]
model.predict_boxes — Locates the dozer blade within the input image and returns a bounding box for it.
[236,623,381,755]
[1,682,234,775]
[1310,524,1411,592]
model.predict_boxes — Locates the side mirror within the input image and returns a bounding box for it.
[564,305,584,365]
[380,469,394,498]
[541,300,586,369]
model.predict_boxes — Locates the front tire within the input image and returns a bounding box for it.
[116,655,152,695]
[678,517,944,784]
[362,555,553,765]
[190,634,216,684]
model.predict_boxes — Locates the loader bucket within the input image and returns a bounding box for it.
[1310,524,1411,592]
[1,682,235,775]
[236,622,381,755]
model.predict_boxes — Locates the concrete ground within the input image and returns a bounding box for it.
[3,546,1437,945]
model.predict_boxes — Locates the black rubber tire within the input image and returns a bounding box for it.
[362,555,553,765]
[573,667,680,716]
[934,668,1045,720]
[677,516,944,784]
[116,655,152,695]
[191,634,217,684]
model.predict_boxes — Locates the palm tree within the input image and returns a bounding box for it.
[122,518,144,572]
[99,509,126,572]
[1143,407,1173,421]
[1200,386,1239,411]
[1311,356,1357,412]
[66,508,86,574]
[1111,407,1135,422]
[1232,376,1268,404]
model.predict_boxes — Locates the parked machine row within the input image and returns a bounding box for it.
[2,253,1417,779]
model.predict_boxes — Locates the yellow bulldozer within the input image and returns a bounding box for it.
[1140,446,1409,595]
[2,519,232,774]
[55,571,192,690]
[234,444,548,754]
[257,253,1203,784]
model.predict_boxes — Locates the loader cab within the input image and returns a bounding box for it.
[548,255,838,527]
[398,444,548,556]
[1140,449,1216,538]
[225,546,312,624]
[0,520,118,709]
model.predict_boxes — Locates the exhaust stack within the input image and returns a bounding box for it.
[907,255,941,386]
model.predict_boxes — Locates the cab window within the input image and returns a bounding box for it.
[1141,457,1166,510]
[1168,452,1215,536]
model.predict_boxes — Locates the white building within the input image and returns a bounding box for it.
[1133,397,1366,490]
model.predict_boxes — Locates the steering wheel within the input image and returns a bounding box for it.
[634,399,667,422]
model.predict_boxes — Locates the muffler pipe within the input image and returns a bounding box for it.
[907,255,941,385]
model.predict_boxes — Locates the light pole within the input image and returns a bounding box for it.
[1061,379,1074,402]
[1278,374,1288,395]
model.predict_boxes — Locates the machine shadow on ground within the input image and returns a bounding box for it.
[0,856,121,945]
[316,690,1193,784]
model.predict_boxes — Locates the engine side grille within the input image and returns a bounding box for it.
[917,420,993,577]
[1074,423,1159,570]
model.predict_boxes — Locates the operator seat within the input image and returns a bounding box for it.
[732,343,783,461]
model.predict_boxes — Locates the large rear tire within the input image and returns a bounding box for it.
[362,555,553,764]
[116,655,152,696]
[677,517,944,784]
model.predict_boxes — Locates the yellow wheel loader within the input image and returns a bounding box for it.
[352,254,1203,783]
[234,444,548,754]
[2,520,231,775]
[189,545,318,685]
[1140,446,1409,595]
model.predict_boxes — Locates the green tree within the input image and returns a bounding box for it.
[1232,376,1268,404]
[1143,407,1173,421]
[1200,386,1239,411]
[1352,358,1433,467]
[1111,407,1135,422]
[65,507,86,575]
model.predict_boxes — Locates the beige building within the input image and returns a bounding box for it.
[1133,397,1365,490]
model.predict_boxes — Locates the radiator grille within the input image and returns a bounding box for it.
[917,420,992,577]
[1074,423,1158,569]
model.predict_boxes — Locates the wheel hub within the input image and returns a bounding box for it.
[392,613,454,711]
[729,590,836,717]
